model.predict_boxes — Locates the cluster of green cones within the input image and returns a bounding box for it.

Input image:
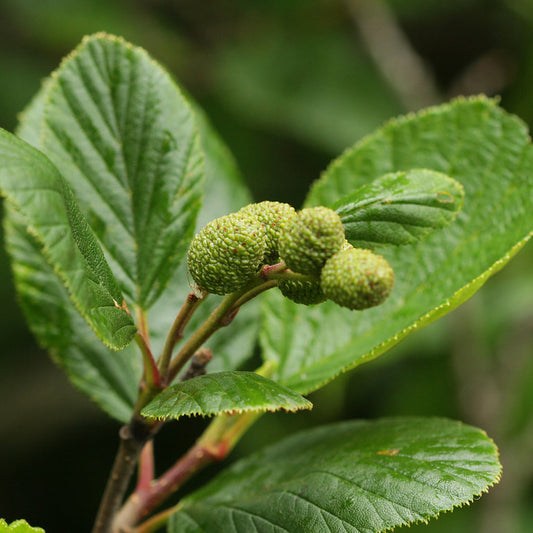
[187,201,394,310]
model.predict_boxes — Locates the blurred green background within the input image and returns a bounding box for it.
[1,1,532,531]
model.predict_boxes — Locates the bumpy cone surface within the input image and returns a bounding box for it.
[278,206,345,275]
[321,247,394,310]
[278,278,326,305]
[187,212,267,295]
[239,201,296,263]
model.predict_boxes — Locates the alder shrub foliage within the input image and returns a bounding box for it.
[1,33,533,533]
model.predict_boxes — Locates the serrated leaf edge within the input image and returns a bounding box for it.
[141,371,313,421]
[175,417,502,533]
[283,232,532,394]
[40,32,206,310]
[307,95,502,206]
[377,435,502,533]
[0,133,136,350]
[335,169,465,247]
[143,400,312,421]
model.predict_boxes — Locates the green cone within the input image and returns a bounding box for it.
[239,201,296,263]
[187,212,267,295]
[278,278,326,305]
[279,206,345,275]
[321,247,394,310]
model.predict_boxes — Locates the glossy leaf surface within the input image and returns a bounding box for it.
[0,129,135,349]
[142,372,312,420]
[261,97,533,393]
[333,169,464,247]
[170,417,500,533]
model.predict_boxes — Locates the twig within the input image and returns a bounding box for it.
[136,308,151,345]
[180,348,213,382]
[166,292,242,382]
[114,440,222,530]
[91,421,155,533]
[117,410,262,532]
[109,279,279,531]
[117,362,277,532]
[135,441,155,493]
[135,333,161,390]
[230,279,277,310]
[159,292,203,378]
[230,264,315,310]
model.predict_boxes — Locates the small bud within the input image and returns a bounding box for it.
[278,278,326,305]
[239,201,296,263]
[187,212,267,295]
[321,247,394,310]
[279,206,345,275]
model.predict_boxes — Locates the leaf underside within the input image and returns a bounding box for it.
[170,417,501,533]
[142,371,312,420]
[261,96,533,394]
[333,169,464,247]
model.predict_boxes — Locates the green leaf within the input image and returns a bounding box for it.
[4,206,140,421]
[0,519,45,532]
[190,103,252,229]
[333,169,464,247]
[37,33,204,310]
[145,105,259,376]
[169,417,501,533]
[7,37,256,420]
[0,128,135,349]
[142,371,312,420]
[261,97,533,393]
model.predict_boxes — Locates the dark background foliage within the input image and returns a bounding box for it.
[0,1,532,531]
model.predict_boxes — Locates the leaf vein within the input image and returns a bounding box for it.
[48,83,133,237]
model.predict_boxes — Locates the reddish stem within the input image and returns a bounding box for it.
[114,442,224,529]
[166,292,241,383]
[136,441,155,492]
[260,261,287,279]
[91,421,154,533]
[117,408,264,532]
[159,292,203,379]
[135,333,161,390]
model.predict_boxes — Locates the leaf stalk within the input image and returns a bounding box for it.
[158,292,203,379]
[166,291,242,382]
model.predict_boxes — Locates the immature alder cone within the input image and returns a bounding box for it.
[278,206,345,275]
[239,201,296,262]
[321,247,394,310]
[187,213,267,295]
[278,278,326,305]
